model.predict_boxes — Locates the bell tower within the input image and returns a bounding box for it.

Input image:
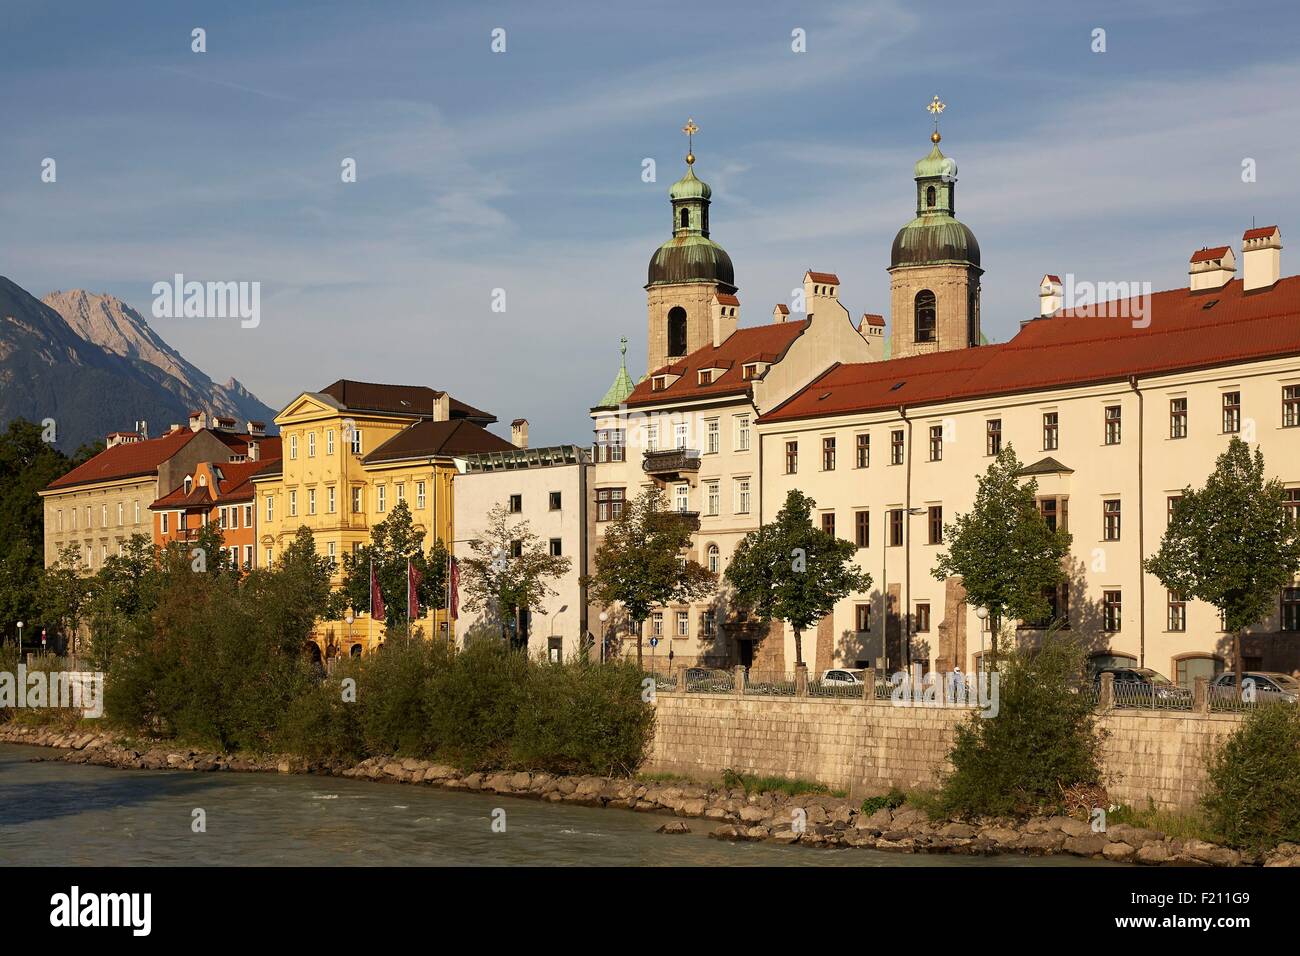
[888,97,983,359]
[645,119,737,373]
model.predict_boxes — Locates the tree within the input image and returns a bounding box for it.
[84,533,161,667]
[586,488,715,666]
[326,500,449,634]
[725,489,871,669]
[242,526,334,656]
[38,545,91,653]
[1144,437,1300,693]
[931,445,1071,663]
[458,503,572,649]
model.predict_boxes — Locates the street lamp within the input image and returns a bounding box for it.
[15,621,23,659]
[548,605,568,661]
[345,611,354,658]
[598,610,609,663]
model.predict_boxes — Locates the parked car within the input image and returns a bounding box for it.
[1210,672,1300,704]
[1094,666,1193,704]
[820,668,866,685]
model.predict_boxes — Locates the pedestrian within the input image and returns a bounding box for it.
[950,665,964,703]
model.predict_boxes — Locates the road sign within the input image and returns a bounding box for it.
[649,637,659,648]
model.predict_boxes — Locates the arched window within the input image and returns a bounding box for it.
[183,476,192,494]
[706,543,720,574]
[679,207,690,230]
[914,290,937,343]
[668,307,688,357]
[926,185,936,207]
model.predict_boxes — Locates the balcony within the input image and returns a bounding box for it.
[643,448,701,481]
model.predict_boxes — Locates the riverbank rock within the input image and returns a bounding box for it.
[709,824,746,842]
[657,821,690,835]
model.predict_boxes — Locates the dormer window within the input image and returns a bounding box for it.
[652,376,668,392]
[699,370,713,385]
[183,476,192,494]
[742,363,759,380]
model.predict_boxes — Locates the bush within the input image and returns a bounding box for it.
[424,641,529,769]
[277,659,366,763]
[1202,703,1300,850]
[356,637,450,757]
[940,632,1104,817]
[861,788,907,816]
[512,658,654,775]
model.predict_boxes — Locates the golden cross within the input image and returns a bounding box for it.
[682,117,698,164]
[927,95,945,116]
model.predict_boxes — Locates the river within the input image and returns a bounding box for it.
[0,745,1105,866]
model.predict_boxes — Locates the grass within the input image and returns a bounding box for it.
[1108,800,1220,843]
[721,768,846,798]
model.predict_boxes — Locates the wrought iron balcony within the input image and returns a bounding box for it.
[666,510,701,532]
[642,447,702,480]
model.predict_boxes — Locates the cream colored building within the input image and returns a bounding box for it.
[452,440,593,660]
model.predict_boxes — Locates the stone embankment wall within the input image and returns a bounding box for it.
[647,692,1246,811]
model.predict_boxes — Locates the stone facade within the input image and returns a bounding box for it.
[888,262,980,359]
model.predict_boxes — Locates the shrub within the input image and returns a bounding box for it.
[424,641,529,769]
[355,637,450,757]
[940,631,1104,817]
[277,659,366,763]
[1202,703,1300,850]
[861,788,907,816]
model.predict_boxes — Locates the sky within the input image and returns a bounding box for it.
[2,0,1299,445]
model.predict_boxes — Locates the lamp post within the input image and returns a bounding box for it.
[975,606,988,672]
[598,610,609,663]
[548,605,568,662]
[16,621,23,659]
[345,611,354,658]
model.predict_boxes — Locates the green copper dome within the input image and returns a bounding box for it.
[913,143,953,179]
[648,235,735,287]
[890,138,981,270]
[669,165,712,201]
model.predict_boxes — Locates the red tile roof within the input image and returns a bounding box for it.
[862,313,886,328]
[774,304,790,314]
[715,293,740,306]
[46,429,200,490]
[1190,246,1231,263]
[761,276,1300,424]
[806,271,840,284]
[151,459,269,509]
[625,320,810,408]
[1244,226,1279,241]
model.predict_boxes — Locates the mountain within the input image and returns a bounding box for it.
[42,289,277,432]
[0,276,277,453]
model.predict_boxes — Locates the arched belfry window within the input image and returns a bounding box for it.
[915,290,937,343]
[668,307,688,357]
[679,208,690,230]
[926,185,936,208]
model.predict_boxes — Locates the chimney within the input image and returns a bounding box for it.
[803,270,840,320]
[168,423,182,434]
[511,418,529,449]
[860,313,885,340]
[1242,225,1282,292]
[432,392,450,422]
[1039,274,1063,316]
[246,420,266,437]
[1189,245,1236,291]
[712,293,739,348]
[135,419,149,440]
[188,410,205,432]
[772,303,790,324]
[248,440,260,462]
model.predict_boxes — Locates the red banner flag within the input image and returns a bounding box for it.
[449,556,460,621]
[407,559,423,620]
[370,558,385,622]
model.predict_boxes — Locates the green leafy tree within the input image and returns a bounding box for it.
[931,445,1071,663]
[37,545,91,653]
[85,533,161,668]
[586,488,715,666]
[327,500,449,634]
[725,489,871,669]
[458,503,572,649]
[1144,437,1300,690]
[242,526,333,656]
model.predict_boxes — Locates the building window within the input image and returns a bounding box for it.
[350,428,362,455]
[985,419,1002,456]
[735,415,751,452]
[1167,494,1181,526]
[1043,412,1059,450]
[856,433,869,468]
[821,512,835,537]
[1103,405,1121,445]
[289,490,297,517]
[308,432,316,457]
[855,510,870,548]
[1283,588,1300,632]
[928,425,943,461]
[676,610,689,638]
[888,508,904,547]
[915,603,931,633]
[785,440,798,474]
[308,489,317,515]
[547,491,561,511]
[508,494,522,513]
[703,610,716,637]
[417,482,427,509]
[265,548,273,567]
[509,539,523,559]
[352,487,362,514]
[822,437,836,471]
[651,611,663,637]
[1103,590,1122,632]
[160,512,169,534]
[735,478,751,515]
[890,429,904,465]
[706,543,720,573]
[326,430,335,455]
[327,487,336,514]
[1285,385,1300,428]
[1168,591,1187,632]
[376,485,386,513]
[289,434,298,459]
[1038,496,1067,533]
[1170,397,1188,439]
[674,483,689,512]
[1103,499,1121,541]
[596,488,625,522]
[549,538,563,557]
[595,428,625,463]
[914,289,937,343]
[1222,391,1241,433]
[706,419,719,454]
[266,496,274,522]
[928,506,943,545]
[855,604,872,632]
[395,482,405,503]
[243,504,252,527]
[706,481,719,516]
[1284,488,1300,528]
[667,307,687,357]
[674,422,689,449]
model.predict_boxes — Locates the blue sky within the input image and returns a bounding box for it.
[2,0,1298,444]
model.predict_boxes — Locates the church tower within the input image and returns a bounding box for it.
[645,119,737,374]
[888,97,983,359]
